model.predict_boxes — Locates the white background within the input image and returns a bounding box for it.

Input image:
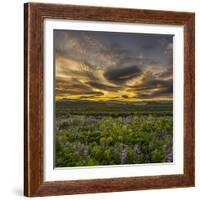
[0,0,199,199]
[44,20,184,181]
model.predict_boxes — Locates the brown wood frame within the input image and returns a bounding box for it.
[24,2,195,197]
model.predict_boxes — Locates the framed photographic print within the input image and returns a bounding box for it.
[24,3,195,197]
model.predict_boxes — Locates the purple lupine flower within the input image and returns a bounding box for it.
[85,116,97,124]
[167,152,173,162]
[144,154,148,161]
[113,144,118,156]
[122,116,132,125]
[163,144,168,154]
[75,143,82,155]
[163,144,173,162]
[140,116,144,123]
[83,149,89,158]
[133,144,139,161]
[120,149,127,164]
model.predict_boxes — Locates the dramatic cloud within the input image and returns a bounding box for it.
[122,95,129,99]
[86,81,121,92]
[132,79,172,91]
[131,79,173,99]
[54,29,173,102]
[158,67,173,79]
[104,65,142,84]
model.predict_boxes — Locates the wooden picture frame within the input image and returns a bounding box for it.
[24,2,195,197]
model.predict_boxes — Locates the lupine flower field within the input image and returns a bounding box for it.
[55,100,173,167]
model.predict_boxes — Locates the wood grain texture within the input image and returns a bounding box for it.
[24,2,195,197]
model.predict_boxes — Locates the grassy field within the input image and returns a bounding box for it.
[55,100,173,167]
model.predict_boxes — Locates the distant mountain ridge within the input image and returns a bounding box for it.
[58,98,173,106]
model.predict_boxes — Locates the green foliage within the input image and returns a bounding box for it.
[55,114,173,167]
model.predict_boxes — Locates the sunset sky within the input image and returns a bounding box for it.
[55,30,173,102]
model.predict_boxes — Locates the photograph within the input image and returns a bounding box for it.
[54,29,174,167]
[24,3,195,196]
